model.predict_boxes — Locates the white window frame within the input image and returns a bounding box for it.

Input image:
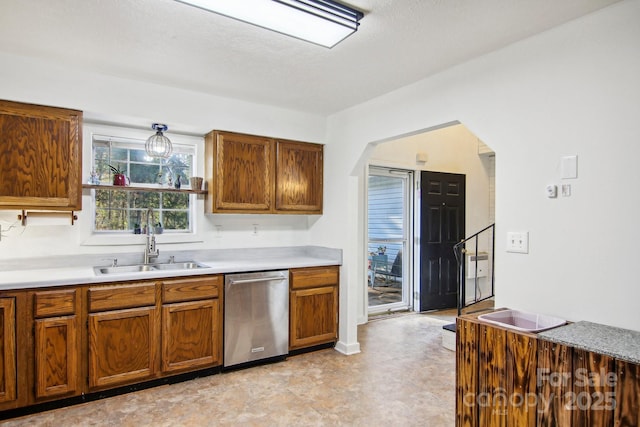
[80,123,205,247]
[91,134,195,234]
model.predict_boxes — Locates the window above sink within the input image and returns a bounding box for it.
[91,134,196,234]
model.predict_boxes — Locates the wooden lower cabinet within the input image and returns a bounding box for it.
[87,276,223,389]
[88,306,159,389]
[456,318,478,427]
[33,289,81,400]
[162,299,220,372]
[506,330,538,425]
[572,349,616,426]
[537,340,573,426]
[289,266,339,350]
[88,282,158,390]
[460,319,540,426]
[161,276,222,373]
[0,298,16,404]
[615,360,640,427]
[478,323,508,426]
[35,316,79,398]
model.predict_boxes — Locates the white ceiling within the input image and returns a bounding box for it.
[0,0,621,115]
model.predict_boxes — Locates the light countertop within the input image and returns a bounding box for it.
[0,246,342,290]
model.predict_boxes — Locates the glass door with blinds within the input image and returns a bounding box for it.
[367,166,413,314]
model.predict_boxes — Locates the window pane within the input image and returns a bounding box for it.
[95,208,130,231]
[130,149,158,163]
[163,211,189,230]
[132,192,160,209]
[163,193,189,209]
[110,148,128,161]
[96,189,129,207]
[130,163,160,184]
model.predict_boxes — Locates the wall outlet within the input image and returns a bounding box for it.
[507,231,529,254]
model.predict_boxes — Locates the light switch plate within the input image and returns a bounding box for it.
[561,155,578,179]
[507,231,529,253]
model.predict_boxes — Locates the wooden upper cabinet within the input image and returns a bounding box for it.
[0,100,82,210]
[205,131,273,213]
[205,130,323,214]
[275,140,323,213]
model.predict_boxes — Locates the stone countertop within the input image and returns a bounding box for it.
[538,321,640,364]
[0,246,342,290]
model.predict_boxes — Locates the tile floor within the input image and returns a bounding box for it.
[3,313,456,427]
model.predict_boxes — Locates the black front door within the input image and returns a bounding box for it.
[419,171,465,311]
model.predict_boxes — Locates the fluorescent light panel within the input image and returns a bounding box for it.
[176,0,363,48]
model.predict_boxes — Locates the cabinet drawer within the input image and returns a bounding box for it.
[290,266,339,290]
[88,283,156,312]
[34,289,77,318]
[162,276,221,303]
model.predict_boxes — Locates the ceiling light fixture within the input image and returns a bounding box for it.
[145,124,173,159]
[175,0,363,48]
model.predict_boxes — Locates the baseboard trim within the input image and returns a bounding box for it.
[334,340,361,355]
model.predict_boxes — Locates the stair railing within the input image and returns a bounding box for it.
[454,223,495,316]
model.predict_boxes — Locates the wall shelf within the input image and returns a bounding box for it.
[82,184,206,195]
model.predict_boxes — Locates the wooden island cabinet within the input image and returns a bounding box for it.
[205,130,323,215]
[456,313,640,427]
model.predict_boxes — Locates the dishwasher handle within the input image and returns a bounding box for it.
[227,275,287,285]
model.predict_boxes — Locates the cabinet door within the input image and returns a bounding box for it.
[505,330,537,426]
[615,360,640,427]
[456,318,479,427]
[0,100,82,210]
[478,324,507,427]
[34,316,78,398]
[537,341,573,427]
[290,286,338,350]
[88,307,158,389]
[162,299,220,373]
[275,140,323,213]
[572,349,615,426]
[206,131,273,212]
[0,299,16,403]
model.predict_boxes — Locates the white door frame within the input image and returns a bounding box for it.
[366,165,414,315]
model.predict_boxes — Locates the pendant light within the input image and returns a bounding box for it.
[145,123,173,158]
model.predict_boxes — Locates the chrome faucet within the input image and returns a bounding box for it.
[144,207,159,264]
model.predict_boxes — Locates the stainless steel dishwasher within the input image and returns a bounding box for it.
[224,270,289,368]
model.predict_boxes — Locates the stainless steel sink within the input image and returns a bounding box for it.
[94,261,208,275]
[153,262,203,270]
